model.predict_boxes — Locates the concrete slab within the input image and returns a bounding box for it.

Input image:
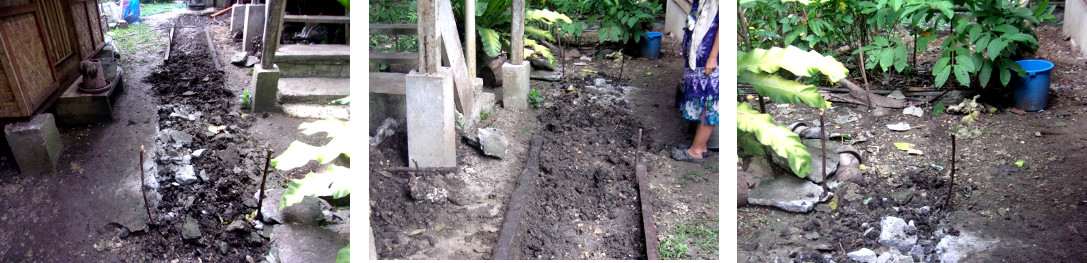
[242,4,265,52]
[251,65,280,113]
[281,104,351,120]
[4,113,63,175]
[405,69,456,167]
[275,44,351,63]
[1064,0,1087,56]
[501,63,530,110]
[272,224,348,263]
[747,174,824,213]
[278,78,350,104]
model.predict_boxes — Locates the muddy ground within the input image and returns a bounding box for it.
[369,34,720,259]
[738,19,1087,263]
[0,9,330,262]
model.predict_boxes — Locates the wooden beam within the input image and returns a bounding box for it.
[283,15,350,24]
[465,0,476,77]
[369,23,417,35]
[260,0,287,70]
[438,0,475,116]
[417,0,439,73]
[509,0,525,65]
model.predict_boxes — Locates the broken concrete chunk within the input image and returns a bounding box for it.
[175,164,197,185]
[182,216,201,240]
[408,176,449,204]
[230,52,247,65]
[747,174,824,212]
[879,216,918,252]
[245,56,259,67]
[903,105,923,117]
[847,248,877,263]
[477,127,509,158]
[226,220,248,232]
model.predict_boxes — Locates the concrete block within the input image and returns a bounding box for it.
[405,69,456,167]
[242,4,266,52]
[229,4,247,38]
[501,62,530,110]
[468,78,487,125]
[314,64,342,78]
[4,113,62,174]
[251,65,280,112]
[280,63,314,78]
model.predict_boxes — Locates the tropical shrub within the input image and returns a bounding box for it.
[452,0,571,67]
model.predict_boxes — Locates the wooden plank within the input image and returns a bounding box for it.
[368,72,406,95]
[0,3,33,17]
[284,15,349,24]
[369,23,417,35]
[465,0,476,77]
[261,0,287,70]
[417,0,439,73]
[509,0,524,65]
[492,135,542,260]
[85,0,102,46]
[0,29,21,117]
[69,1,91,58]
[636,164,660,260]
[369,52,417,65]
[3,13,54,115]
[437,0,474,116]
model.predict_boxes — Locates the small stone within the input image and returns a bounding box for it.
[879,216,918,252]
[891,189,914,204]
[182,91,195,96]
[198,169,209,182]
[230,52,247,65]
[887,90,906,99]
[175,165,198,185]
[903,106,923,117]
[815,204,832,213]
[746,174,824,213]
[245,56,259,67]
[218,241,229,254]
[804,232,821,240]
[191,149,205,158]
[225,220,247,232]
[182,216,201,240]
[876,248,913,263]
[847,248,877,263]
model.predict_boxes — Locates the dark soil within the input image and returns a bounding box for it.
[738,22,1087,262]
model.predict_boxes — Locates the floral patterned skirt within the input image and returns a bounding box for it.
[680,67,719,125]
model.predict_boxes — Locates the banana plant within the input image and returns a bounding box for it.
[738,46,847,177]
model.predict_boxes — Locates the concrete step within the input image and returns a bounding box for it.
[282,104,350,120]
[276,44,350,78]
[284,15,350,24]
[278,78,350,104]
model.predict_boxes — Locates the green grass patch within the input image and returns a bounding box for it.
[108,23,164,65]
[660,217,719,259]
[141,2,183,17]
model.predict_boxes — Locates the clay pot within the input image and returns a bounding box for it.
[80,59,106,90]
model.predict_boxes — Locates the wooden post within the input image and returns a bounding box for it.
[510,0,525,65]
[438,0,476,115]
[466,0,476,77]
[418,0,440,73]
[260,0,287,70]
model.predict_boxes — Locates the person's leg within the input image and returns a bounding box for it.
[688,109,715,158]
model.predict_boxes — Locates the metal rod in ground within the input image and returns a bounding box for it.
[944,133,957,209]
[256,149,273,220]
[139,145,153,224]
[204,26,223,71]
[857,40,872,112]
[493,135,542,260]
[820,110,829,194]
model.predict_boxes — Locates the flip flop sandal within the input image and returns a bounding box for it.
[671,148,706,163]
[675,144,717,158]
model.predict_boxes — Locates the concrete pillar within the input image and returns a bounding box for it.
[230,5,247,39]
[1064,0,1087,56]
[4,113,62,175]
[405,68,456,167]
[468,78,485,125]
[502,63,530,110]
[242,4,266,53]
[251,65,280,112]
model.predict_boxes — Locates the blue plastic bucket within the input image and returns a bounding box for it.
[1013,59,1055,111]
[640,32,663,60]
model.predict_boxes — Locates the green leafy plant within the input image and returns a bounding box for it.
[271,117,352,262]
[528,88,543,108]
[452,0,571,67]
[545,0,661,45]
[738,46,847,177]
[239,89,251,110]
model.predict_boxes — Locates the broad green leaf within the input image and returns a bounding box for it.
[525,39,556,66]
[1015,160,1025,167]
[1000,66,1012,86]
[975,34,992,53]
[935,64,952,87]
[893,142,915,151]
[993,24,1019,34]
[968,26,982,43]
[936,1,954,19]
[737,46,849,81]
[955,55,975,72]
[739,73,827,108]
[1035,0,1051,17]
[987,38,1007,59]
[954,66,970,87]
[738,131,766,155]
[478,28,502,57]
[1003,33,1037,45]
[337,244,350,263]
[917,34,936,53]
[934,57,950,73]
[526,9,572,24]
[892,0,903,10]
[1013,7,1039,23]
[738,103,811,177]
[524,26,554,41]
[979,60,993,87]
[281,165,351,209]
[894,45,908,72]
[934,102,946,116]
[874,36,890,47]
[879,47,894,72]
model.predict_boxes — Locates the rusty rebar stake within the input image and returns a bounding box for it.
[820,110,829,195]
[256,149,273,220]
[944,133,957,209]
[139,145,153,224]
